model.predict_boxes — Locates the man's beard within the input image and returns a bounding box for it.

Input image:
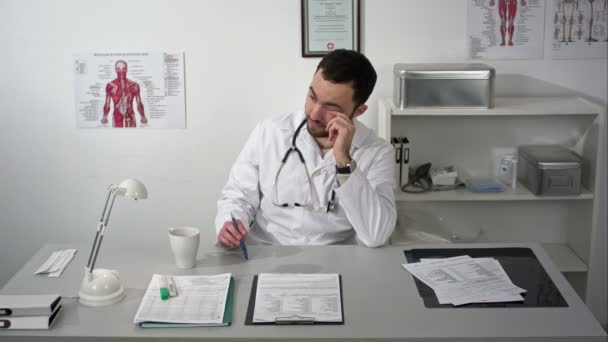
[305,117,329,138]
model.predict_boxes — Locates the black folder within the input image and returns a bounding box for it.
[403,247,568,308]
[245,275,344,325]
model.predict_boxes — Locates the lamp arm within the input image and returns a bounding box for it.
[89,190,119,273]
[86,186,116,269]
[85,222,103,269]
[99,184,117,221]
[103,189,119,227]
[88,228,105,273]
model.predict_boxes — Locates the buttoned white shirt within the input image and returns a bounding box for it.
[215,111,397,247]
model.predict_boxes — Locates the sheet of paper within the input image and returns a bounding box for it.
[253,273,342,323]
[133,273,230,324]
[420,257,523,303]
[444,258,523,303]
[404,256,526,305]
[402,255,484,288]
[434,276,525,305]
[34,249,77,277]
[34,252,61,274]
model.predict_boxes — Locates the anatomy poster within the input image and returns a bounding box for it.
[549,0,608,59]
[74,51,186,129]
[468,0,546,59]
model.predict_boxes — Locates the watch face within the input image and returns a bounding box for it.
[348,159,357,171]
[336,159,356,174]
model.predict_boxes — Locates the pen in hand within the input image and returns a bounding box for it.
[231,212,248,260]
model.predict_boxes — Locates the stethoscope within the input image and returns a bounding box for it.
[272,118,336,212]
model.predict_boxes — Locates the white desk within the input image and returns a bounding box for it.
[1,242,606,341]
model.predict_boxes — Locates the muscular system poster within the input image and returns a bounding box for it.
[74,51,186,129]
[467,0,546,59]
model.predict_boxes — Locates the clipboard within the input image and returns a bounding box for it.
[403,247,568,308]
[245,275,345,325]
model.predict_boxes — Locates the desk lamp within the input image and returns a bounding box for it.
[78,179,148,306]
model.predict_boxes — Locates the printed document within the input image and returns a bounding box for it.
[427,257,524,304]
[253,273,342,323]
[134,273,230,325]
[403,256,525,305]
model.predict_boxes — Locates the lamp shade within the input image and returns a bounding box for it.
[116,179,148,200]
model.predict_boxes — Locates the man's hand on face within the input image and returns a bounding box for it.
[326,111,356,166]
[217,219,248,248]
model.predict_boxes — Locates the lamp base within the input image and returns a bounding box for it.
[78,267,125,306]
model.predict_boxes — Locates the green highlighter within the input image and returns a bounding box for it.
[159,276,170,300]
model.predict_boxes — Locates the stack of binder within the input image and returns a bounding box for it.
[0,294,62,330]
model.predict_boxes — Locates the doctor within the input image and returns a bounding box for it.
[215,49,396,248]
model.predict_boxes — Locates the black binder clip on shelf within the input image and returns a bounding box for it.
[275,315,316,325]
[391,136,410,188]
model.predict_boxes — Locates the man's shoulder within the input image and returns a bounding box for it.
[258,111,305,132]
[355,120,392,152]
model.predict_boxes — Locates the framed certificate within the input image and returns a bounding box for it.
[301,0,360,57]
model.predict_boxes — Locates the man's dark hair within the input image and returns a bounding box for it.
[316,49,377,106]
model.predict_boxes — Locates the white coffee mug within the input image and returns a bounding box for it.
[168,227,200,269]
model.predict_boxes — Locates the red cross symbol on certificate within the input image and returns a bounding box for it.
[326,42,335,50]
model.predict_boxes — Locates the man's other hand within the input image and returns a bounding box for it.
[217,219,248,248]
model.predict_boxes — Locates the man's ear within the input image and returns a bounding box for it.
[352,104,368,118]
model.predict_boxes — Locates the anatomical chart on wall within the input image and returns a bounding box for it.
[468,0,546,59]
[549,0,608,59]
[74,51,186,129]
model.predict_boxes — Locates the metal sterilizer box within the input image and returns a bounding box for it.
[518,145,582,196]
[393,63,495,109]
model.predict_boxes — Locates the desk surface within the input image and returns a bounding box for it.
[1,242,606,342]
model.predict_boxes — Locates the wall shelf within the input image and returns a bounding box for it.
[389,96,599,117]
[395,183,594,202]
[542,243,588,273]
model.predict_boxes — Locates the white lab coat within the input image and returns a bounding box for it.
[215,111,397,247]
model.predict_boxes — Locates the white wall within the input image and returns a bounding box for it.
[0,0,606,325]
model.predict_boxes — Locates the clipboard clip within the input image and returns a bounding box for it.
[392,136,410,187]
[275,315,316,324]
[391,137,402,163]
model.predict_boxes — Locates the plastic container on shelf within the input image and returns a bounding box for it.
[498,154,518,190]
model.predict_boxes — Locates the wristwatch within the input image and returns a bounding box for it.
[336,159,357,174]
